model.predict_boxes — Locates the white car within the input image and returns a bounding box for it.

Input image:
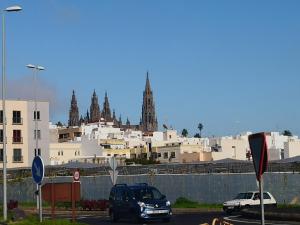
[223,191,277,214]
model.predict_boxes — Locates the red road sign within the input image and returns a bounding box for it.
[73,170,80,182]
[248,132,268,181]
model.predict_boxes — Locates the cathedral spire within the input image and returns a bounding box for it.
[145,71,151,94]
[102,91,112,121]
[90,90,101,123]
[140,72,158,132]
[68,90,80,126]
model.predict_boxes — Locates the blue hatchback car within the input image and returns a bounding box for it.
[109,183,172,223]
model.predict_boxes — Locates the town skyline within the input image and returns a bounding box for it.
[1,0,299,137]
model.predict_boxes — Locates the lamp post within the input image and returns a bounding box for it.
[2,5,22,221]
[26,64,45,223]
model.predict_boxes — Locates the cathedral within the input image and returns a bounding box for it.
[68,72,158,132]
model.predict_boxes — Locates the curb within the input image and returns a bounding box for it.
[241,209,300,222]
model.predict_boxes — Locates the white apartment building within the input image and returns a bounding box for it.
[284,139,300,159]
[209,136,249,161]
[0,100,49,168]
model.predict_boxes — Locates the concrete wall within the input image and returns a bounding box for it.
[1,173,299,205]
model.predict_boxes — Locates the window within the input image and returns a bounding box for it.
[34,111,40,120]
[263,193,271,199]
[13,130,22,143]
[0,129,3,143]
[0,110,3,123]
[34,130,41,139]
[35,148,41,156]
[58,151,60,156]
[12,111,22,124]
[163,152,168,159]
[13,149,22,162]
[0,149,3,162]
[157,153,161,157]
[171,152,176,158]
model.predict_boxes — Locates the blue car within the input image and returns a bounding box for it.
[109,183,172,223]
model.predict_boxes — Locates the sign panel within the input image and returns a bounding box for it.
[109,157,117,170]
[109,170,118,185]
[73,170,80,182]
[248,132,268,181]
[42,182,81,202]
[32,156,44,185]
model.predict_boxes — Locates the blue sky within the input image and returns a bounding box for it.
[1,0,300,137]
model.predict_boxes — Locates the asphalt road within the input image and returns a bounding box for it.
[74,212,299,225]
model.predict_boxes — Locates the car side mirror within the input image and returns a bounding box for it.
[161,194,166,199]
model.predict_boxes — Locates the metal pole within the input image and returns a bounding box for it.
[34,67,39,211]
[38,184,42,222]
[112,157,115,185]
[259,176,265,225]
[2,12,7,221]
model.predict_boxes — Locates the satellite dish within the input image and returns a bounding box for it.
[163,124,168,130]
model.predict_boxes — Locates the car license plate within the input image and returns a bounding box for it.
[147,210,169,214]
[228,206,234,209]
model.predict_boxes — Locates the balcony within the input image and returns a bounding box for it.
[12,117,23,125]
[12,137,23,144]
[12,155,23,163]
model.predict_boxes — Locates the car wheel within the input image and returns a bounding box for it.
[110,210,119,222]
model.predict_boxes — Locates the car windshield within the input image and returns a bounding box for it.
[131,187,163,200]
[234,192,253,199]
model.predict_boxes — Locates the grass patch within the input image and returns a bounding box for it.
[6,215,87,225]
[172,197,222,209]
[278,204,300,209]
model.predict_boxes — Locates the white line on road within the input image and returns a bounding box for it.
[224,216,292,225]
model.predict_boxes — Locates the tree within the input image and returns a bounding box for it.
[282,130,293,136]
[56,121,63,127]
[198,123,203,138]
[194,133,201,138]
[181,129,188,137]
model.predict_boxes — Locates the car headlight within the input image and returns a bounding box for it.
[138,202,145,212]
[166,201,171,206]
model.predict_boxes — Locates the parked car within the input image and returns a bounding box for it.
[223,191,277,214]
[109,183,172,223]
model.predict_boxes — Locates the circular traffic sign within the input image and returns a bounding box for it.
[73,170,80,182]
[32,156,44,185]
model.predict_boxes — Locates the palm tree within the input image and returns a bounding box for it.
[198,123,203,138]
[182,129,188,137]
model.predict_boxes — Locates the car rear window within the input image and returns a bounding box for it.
[235,192,253,199]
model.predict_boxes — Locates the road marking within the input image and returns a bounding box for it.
[224,216,292,225]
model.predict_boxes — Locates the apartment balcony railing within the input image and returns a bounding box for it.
[12,117,23,125]
[12,156,23,163]
[12,137,23,144]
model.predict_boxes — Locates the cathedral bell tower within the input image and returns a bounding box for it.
[68,90,80,126]
[140,72,158,132]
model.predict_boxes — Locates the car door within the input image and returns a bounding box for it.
[252,192,260,206]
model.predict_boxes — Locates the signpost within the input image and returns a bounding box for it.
[73,170,80,182]
[248,132,268,225]
[32,156,44,222]
[109,157,118,185]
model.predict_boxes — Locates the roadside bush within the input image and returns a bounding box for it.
[80,199,108,211]
[8,200,18,210]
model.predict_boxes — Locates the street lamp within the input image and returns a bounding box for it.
[26,64,45,223]
[2,5,22,221]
